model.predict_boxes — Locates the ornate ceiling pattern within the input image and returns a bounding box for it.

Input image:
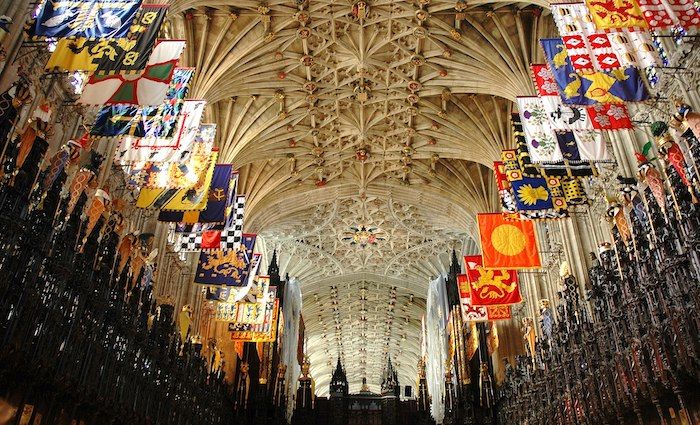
[256,195,470,394]
[166,0,556,394]
[303,281,426,395]
[260,196,470,287]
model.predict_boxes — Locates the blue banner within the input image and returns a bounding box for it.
[541,38,596,106]
[194,234,257,286]
[540,38,648,105]
[556,131,581,162]
[91,104,138,137]
[511,177,555,212]
[29,0,142,39]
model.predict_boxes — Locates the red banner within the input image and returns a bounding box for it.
[464,255,522,306]
[457,274,513,321]
[493,161,510,191]
[530,64,559,96]
[486,305,512,320]
[587,103,633,130]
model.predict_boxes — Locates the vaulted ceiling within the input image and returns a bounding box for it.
[166,0,555,395]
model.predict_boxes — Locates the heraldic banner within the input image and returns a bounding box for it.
[463,256,522,306]
[457,274,513,320]
[477,213,542,269]
[194,234,257,286]
[28,0,143,39]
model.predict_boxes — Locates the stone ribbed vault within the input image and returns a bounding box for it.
[166,0,555,395]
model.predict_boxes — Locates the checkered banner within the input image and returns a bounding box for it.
[225,195,246,237]
[178,196,246,252]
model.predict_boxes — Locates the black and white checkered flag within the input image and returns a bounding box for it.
[177,196,246,252]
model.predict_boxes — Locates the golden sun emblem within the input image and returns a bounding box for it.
[517,184,549,206]
[490,224,527,256]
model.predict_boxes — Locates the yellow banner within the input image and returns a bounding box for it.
[586,0,647,29]
[136,151,218,210]
[231,300,279,343]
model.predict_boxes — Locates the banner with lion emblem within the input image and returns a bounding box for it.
[194,234,256,286]
[463,255,522,306]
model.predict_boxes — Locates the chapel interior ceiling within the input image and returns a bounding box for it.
[166,0,556,395]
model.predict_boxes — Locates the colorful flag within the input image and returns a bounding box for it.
[159,164,236,224]
[116,99,206,163]
[540,95,594,131]
[493,161,510,191]
[552,2,621,71]
[140,147,215,190]
[457,274,489,322]
[543,37,602,104]
[586,103,633,129]
[518,96,606,163]
[230,299,280,343]
[201,252,262,308]
[464,255,522,306]
[134,68,194,138]
[556,130,610,162]
[214,277,272,323]
[500,116,593,219]
[541,38,649,105]
[494,161,519,215]
[477,213,541,269]
[206,287,232,302]
[79,40,185,105]
[194,234,257,286]
[28,0,142,39]
[606,30,660,69]
[485,305,512,320]
[512,113,598,178]
[557,132,582,163]
[45,5,168,73]
[176,196,247,251]
[511,176,555,211]
[638,0,700,29]
[137,124,216,189]
[551,2,659,71]
[135,150,218,210]
[228,251,262,303]
[502,145,570,219]
[532,66,616,132]
[585,0,648,29]
[517,96,562,163]
[229,284,276,326]
[530,64,560,96]
[520,78,609,164]
[561,177,590,205]
[579,66,649,103]
[90,68,194,138]
[517,97,607,165]
[90,104,137,137]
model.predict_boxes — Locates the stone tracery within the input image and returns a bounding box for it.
[166,1,542,387]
